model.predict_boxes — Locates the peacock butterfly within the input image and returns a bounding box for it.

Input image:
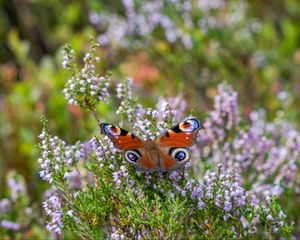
[100,117,203,171]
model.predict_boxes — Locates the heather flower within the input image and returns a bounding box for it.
[90,136,119,164]
[240,215,249,229]
[35,42,294,239]
[157,96,187,122]
[1,220,20,231]
[115,80,190,142]
[196,83,300,199]
[66,170,82,190]
[0,199,9,214]
[89,0,260,51]
[0,171,44,237]
[43,194,63,234]
[113,166,129,188]
[38,119,89,185]
[62,39,111,109]
[61,45,75,69]
[116,78,137,124]
[7,171,26,202]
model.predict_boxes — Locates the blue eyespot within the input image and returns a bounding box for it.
[188,119,200,130]
[170,148,190,162]
[179,118,200,132]
[125,150,141,164]
[175,151,186,161]
[128,153,138,162]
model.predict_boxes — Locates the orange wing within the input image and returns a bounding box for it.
[158,117,202,147]
[100,118,203,172]
[138,149,159,171]
[136,147,178,171]
[101,123,160,171]
[100,123,145,150]
[158,151,178,170]
[156,118,202,170]
[120,144,161,171]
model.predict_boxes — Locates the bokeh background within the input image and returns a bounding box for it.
[0,0,300,237]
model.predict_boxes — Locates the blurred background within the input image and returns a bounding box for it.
[0,0,300,237]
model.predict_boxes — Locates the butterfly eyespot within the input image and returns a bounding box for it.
[179,118,200,132]
[125,150,141,164]
[103,124,121,136]
[171,148,190,162]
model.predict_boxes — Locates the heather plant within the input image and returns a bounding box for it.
[1,1,300,187]
[88,0,300,121]
[2,0,300,198]
[195,84,300,197]
[192,83,300,232]
[90,0,259,50]
[0,171,49,239]
[1,1,300,239]
[37,41,294,239]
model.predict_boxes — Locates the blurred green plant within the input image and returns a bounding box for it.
[0,170,49,239]
[0,0,300,238]
[36,42,294,239]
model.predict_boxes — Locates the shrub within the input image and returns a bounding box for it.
[36,40,294,239]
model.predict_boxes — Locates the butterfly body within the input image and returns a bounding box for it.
[100,117,202,171]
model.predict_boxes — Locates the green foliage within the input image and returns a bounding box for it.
[0,171,49,239]
[38,118,295,238]
[33,42,294,239]
[0,0,300,238]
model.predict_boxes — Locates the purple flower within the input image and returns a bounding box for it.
[191,186,203,199]
[62,44,110,106]
[193,83,300,197]
[67,170,82,190]
[1,220,20,231]
[168,191,175,199]
[7,173,26,201]
[240,215,249,229]
[266,214,273,222]
[0,199,10,214]
[43,194,63,235]
[223,200,232,212]
[198,200,205,210]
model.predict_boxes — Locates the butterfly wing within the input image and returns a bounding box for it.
[158,117,202,147]
[100,123,158,171]
[156,117,202,170]
[100,118,202,171]
[138,147,160,171]
[100,123,144,150]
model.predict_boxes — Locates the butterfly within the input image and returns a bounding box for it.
[100,117,203,171]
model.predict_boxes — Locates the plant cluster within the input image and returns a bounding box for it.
[0,171,49,239]
[88,0,300,121]
[1,0,300,239]
[35,42,294,239]
[193,84,300,198]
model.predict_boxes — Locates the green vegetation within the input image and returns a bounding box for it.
[0,0,300,239]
